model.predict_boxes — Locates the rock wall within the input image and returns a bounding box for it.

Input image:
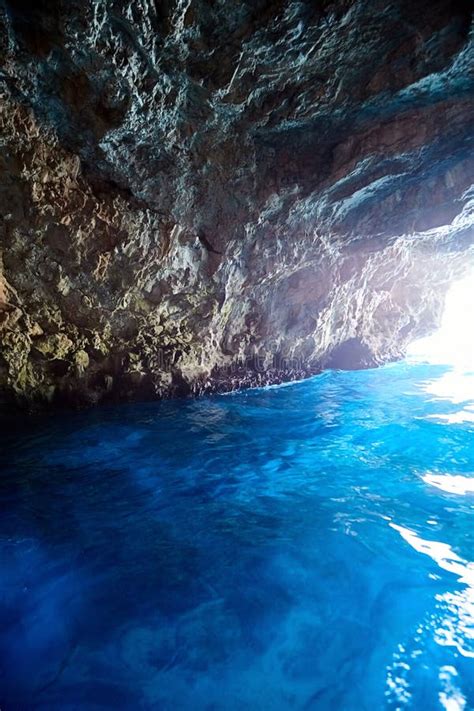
[0,0,473,407]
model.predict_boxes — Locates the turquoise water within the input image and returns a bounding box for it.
[1,361,473,710]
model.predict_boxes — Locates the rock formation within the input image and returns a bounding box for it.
[0,0,473,407]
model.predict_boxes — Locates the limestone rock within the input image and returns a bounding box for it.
[0,0,473,408]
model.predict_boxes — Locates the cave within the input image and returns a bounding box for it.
[0,0,473,708]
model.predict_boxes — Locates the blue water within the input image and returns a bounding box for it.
[1,361,473,710]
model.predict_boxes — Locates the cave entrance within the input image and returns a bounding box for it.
[407,268,474,369]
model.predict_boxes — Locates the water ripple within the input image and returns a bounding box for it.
[0,361,473,709]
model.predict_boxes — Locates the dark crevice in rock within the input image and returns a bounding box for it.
[197,231,222,255]
[323,338,378,371]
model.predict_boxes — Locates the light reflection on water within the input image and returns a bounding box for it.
[0,359,473,710]
[423,474,474,496]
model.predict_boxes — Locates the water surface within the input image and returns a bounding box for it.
[1,361,473,709]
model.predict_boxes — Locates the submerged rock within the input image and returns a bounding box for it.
[0,0,473,407]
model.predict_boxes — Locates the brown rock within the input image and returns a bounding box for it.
[0,0,472,408]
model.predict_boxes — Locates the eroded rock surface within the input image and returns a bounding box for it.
[0,0,473,407]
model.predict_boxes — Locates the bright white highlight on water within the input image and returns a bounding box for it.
[390,523,474,660]
[389,523,474,587]
[407,269,474,370]
[439,666,467,711]
[399,269,474,672]
[422,473,474,496]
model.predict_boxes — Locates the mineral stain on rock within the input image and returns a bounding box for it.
[0,0,473,408]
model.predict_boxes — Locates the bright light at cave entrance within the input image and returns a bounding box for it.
[407,269,474,371]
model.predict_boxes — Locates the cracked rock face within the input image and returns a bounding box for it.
[0,0,473,407]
